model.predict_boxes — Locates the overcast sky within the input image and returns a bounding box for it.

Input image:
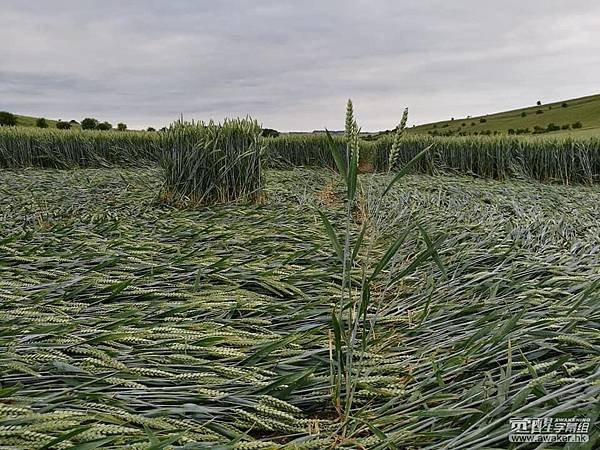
[1,1,599,131]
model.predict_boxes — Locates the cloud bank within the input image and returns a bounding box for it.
[1,0,599,130]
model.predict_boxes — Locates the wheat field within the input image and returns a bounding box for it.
[1,167,598,449]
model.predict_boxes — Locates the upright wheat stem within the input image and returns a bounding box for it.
[324,101,435,439]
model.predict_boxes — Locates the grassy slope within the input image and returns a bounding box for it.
[15,114,81,130]
[11,93,600,136]
[408,93,600,136]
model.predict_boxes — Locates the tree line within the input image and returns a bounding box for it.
[0,111,128,131]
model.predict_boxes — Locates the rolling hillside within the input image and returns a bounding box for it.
[13,114,81,129]
[407,94,600,137]
[6,93,600,137]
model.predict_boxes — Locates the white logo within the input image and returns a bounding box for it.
[509,417,590,443]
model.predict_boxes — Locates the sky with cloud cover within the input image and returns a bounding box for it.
[1,0,599,130]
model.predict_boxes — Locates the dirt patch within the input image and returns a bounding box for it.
[358,161,375,173]
[315,181,343,208]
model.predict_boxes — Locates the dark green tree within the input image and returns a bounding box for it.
[0,111,17,126]
[261,128,279,138]
[81,118,99,130]
[546,123,560,132]
[96,121,112,131]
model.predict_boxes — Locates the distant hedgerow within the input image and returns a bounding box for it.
[572,121,583,129]
[56,121,71,130]
[36,118,48,128]
[547,123,560,132]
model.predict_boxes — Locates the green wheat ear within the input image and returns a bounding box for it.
[345,99,354,137]
[388,107,409,171]
[345,99,360,167]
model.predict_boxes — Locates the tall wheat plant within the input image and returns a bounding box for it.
[321,100,442,439]
[158,117,264,206]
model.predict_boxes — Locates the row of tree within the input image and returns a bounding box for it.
[0,111,128,131]
[2,112,284,136]
[50,118,127,130]
[80,117,126,131]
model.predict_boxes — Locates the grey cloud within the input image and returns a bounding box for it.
[1,0,599,130]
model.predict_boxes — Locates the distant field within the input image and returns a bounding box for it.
[406,93,600,137]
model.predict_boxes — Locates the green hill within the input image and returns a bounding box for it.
[13,114,81,130]
[7,93,600,137]
[407,94,600,137]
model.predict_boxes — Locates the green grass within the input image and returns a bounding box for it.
[407,93,600,137]
[0,168,598,448]
[13,114,82,130]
